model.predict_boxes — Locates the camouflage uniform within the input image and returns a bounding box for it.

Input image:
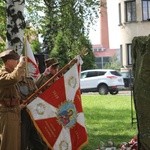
[36,73,53,89]
[17,76,48,150]
[0,59,25,150]
[36,57,59,89]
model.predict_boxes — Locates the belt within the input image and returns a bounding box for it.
[0,99,19,107]
[0,106,20,113]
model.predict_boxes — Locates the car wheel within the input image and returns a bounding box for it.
[110,89,118,95]
[98,85,108,95]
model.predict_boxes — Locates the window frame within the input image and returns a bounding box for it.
[118,3,122,25]
[126,44,132,65]
[120,45,123,66]
[142,0,150,21]
[86,71,98,78]
[125,0,136,22]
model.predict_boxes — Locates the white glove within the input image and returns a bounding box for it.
[19,55,26,64]
[43,67,51,76]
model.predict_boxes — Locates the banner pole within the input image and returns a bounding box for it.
[24,37,29,77]
[23,57,78,105]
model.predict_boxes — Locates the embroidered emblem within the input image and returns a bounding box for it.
[20,85,29,96]
[36,103,46,115]
[57,101,77,128]
[68,76,77,88]
[59,141,68,150]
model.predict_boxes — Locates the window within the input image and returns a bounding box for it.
[103,57,110,67]
[120,45,123,66]
[119,3,122,24]
[86,72,98,78]
[81,73,87,79]
[142,0,150,21]
[111,71,122,76]
[125,1,136,22]
[98,71,106,76]
[127,44,132,65]
[95,57,102,68]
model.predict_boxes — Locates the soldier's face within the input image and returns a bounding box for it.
[51,66,59,75]
[7,59,19,69]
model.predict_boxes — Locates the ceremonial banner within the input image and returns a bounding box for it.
[25,39,40,80]
[27,57,88,150]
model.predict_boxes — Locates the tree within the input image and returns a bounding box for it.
[80,39,96,70]
[41,0,99,68]
[103,55,122,70]
[40,0,59,54]
[5,0,26,54]
[24,26,41,53]
[0,1,6,52]
[0,0,41,53]
[2,0,100,68]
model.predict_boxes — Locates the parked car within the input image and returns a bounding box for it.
[80,69,125,95]
[120,68,133,89]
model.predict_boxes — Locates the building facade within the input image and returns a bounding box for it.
[92,44,117,68]
[92,0,120,69]
[100,0,109,49]
[118,0,150,68]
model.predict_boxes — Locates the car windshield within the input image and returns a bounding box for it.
[110,71,122,76]
[120,72,133,78]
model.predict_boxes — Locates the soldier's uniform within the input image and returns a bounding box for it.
[36,58,59,89]
[36,73,53,89]
[17,76,48,150]
[0,49,25,150]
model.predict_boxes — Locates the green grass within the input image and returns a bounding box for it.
[81,94,137,150]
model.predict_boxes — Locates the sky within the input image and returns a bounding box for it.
[89,0,120,49]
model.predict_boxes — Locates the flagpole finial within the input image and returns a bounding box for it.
[80,48,88,57]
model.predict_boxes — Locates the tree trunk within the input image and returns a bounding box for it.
[6,0,25,55]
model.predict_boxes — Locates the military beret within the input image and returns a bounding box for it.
[0,49,20,61]
[45,58,59,68]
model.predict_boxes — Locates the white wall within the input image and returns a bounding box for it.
[107,0,120,49]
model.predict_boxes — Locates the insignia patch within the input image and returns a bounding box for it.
[68,76,77,88]
[36,103,46,115]
[20,85,29,96]
[59,141,68,150]
[57,101,77,128]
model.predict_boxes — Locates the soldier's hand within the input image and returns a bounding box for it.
[19,55,26,64]
[43,67,51,76]
[20,102,27,109]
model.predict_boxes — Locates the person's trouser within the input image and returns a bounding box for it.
[0,106,21,150]
[21,109,48,150]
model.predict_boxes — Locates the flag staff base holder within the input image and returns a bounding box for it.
[130,85,137,126]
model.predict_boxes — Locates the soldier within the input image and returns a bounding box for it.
[17,76,48,150]
[0,49,26,150]
[36,58,59,89]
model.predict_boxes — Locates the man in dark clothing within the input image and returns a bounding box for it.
[17,76,48,150]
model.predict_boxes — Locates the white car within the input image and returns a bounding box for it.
[80,69,125,95]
